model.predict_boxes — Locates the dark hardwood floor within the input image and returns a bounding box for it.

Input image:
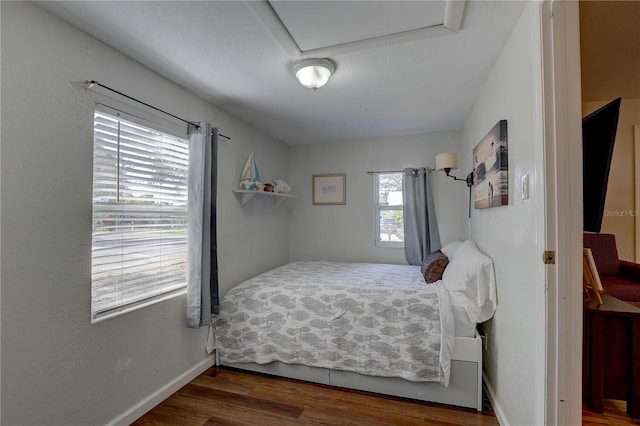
[133,365,640,425]
[133,367,499,425]
[583,399,640,426]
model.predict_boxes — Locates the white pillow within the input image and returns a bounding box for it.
[440,240,463,260]
[442,240,497,323]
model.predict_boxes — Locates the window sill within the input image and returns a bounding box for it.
[91,287,187,324]
[375,241,404,248]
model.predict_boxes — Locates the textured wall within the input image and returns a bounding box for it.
[460,3,544,425]
[288,131,463,265]
[0,2,289,424]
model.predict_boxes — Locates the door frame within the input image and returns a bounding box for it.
[540,1,583,424]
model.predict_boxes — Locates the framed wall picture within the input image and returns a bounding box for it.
[313,174,346,205]
[473,120,508,209]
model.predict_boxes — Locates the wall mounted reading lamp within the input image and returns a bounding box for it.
[435,152,474,217]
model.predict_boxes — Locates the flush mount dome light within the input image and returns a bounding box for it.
[292,58,335,90]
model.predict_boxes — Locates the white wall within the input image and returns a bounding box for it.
[460,3,543,425]
[288,132,463,264]
[0,2,289,424]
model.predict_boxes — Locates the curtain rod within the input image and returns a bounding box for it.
[85,80,231,140]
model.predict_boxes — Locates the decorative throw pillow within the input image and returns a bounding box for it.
[421,249,441,274]
[421,250,450,284]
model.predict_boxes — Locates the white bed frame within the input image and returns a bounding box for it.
[219,330,483,411]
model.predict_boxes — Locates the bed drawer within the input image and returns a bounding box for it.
[329,360,480,409]
[229,362,331,385]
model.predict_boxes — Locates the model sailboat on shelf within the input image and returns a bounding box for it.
[239,152,262,190]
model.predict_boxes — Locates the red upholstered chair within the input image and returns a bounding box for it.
[583,232,640,308]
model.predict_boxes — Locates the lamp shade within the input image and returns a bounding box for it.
[293,58,335,90]
[435,152,459,171]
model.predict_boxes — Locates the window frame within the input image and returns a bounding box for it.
[374,172,404,248]
[90,105,191,323]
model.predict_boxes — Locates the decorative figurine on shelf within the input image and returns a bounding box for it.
[263,183,274,192]
[273,179,291,194]
[239,152,262,190]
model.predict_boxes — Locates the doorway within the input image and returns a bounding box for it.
[579,0,640,422]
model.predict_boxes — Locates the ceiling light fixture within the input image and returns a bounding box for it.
[292,58,335,91]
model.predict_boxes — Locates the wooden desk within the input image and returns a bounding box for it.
[583,294,640,418]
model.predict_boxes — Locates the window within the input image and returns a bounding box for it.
[375,172,404,247]
[91,107,190,321]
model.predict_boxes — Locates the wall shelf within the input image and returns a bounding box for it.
[233,189,295,206]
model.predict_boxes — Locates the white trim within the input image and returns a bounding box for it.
[443,0,466,32]
[540,1,583,425]
[249,0,466,60]
[298,26,453,60]
[248,1,301,58]
[374,240,404,248]
[107,355,215,426]
[530,4,548,426]
[483,371,508,426]
[91,288,187,324]
[540,2,558,424]
[373,172,405,248]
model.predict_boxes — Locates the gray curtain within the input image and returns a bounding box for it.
[187,122,219,328]
[403,167,440,265]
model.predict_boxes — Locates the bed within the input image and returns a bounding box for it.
[212,240,496,410]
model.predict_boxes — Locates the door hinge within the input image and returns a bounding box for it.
[543,250,556,265]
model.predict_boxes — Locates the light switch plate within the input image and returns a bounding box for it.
[522,174,529,200]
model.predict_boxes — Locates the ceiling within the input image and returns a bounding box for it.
[38,1,526,145]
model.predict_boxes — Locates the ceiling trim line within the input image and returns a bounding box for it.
[249,0,465,60]
[444,0,466,32]
[248,0,302,58]
[299,24,453,59]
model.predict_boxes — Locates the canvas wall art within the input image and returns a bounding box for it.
[473,120,508,209]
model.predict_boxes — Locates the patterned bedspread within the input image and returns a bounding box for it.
[213,261,454,385]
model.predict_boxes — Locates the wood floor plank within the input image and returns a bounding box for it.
[134,367,498,426]
[244,370,447,413]
[420,408,500,426]
[203,415,255,426]
[582,415,611,425]
[610,419,640,426]
[180,383,304,419]
[298,406,424,426]
[131,402,211,426]
[163,394,305,426]
[266,385,428,426]
[249,383,494,426]
[246,373,495,426]
[582,400,640,426]
[134,366,640,425]
[191,374,256,396]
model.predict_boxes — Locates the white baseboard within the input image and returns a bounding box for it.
[107,355,215,426]
[483,371,508,426]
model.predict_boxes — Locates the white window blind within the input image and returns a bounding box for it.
[91,107,190,320]
[375,172,404,247]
